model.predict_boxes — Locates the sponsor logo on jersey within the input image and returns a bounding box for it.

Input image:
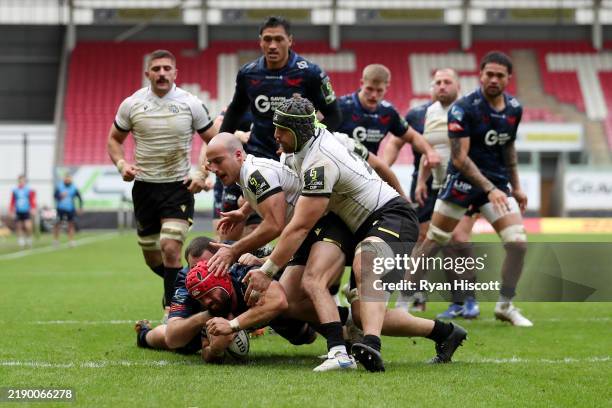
[297,60,309,69]
[285,77,303,87]
[248,170,271,196]
[484,130,511,146]
[304,166,325,191]
[352,126,384,143]
[450,105,464,121]
[255,95,288,113]
[448,122,464,132]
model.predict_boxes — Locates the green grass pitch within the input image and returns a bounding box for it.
[1,232,610,407]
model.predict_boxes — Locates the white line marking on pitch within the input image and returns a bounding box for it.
[0,360,196,369]
[17,317,610,325]
[470,317,611,323]
[30,320,142,325]
[0,232,118,261]
[0,357,609,369]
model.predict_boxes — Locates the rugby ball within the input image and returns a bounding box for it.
[226,329,250,361]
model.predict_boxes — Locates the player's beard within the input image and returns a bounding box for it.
[484,85,502,98]
[209,295,232,317]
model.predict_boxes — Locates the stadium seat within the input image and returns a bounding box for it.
[63,40,612,165]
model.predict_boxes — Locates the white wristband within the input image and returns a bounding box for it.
[261,259,280,278]
[229,318,241,332]
[116,159,126,173]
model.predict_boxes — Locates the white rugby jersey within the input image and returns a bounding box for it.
[114,85,214,183]
[238,154,301,223]
[289,128,398,233]
[423,101,452,189]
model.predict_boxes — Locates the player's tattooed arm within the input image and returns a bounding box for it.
[450,137,495,193]
[503,141,520,190]
[503,141,527,212]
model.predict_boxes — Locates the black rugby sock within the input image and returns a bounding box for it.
[426,319,453,343]
[362,334,381,352]
[338,306,349,325]
[318,322,345,351]
[164,266,182,307]
[149,264,165,279]
[137,327,152,348]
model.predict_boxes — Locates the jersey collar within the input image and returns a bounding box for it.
[352,91,378,114]
[147,84,177,100]
[258,50,297,73]
[239,154,254,186]
[477,87,508,114]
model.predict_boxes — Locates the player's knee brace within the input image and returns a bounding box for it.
[499,224,527,243]
[433,199,467,220]
[138,234,160,251]
[354,236,394,260]
[480,197,520,224]
[426,224,453,245]
[160,221,189,243]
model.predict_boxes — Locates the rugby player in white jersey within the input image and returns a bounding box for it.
[204,133,360,370]
[243,96,468,372]
[107,49,218,318]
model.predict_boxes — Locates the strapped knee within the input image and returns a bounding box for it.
[499,224,527,243]
[138,234,160,251]
[160,221,189,243]
[426,224,453,245]
[434,199,466,220]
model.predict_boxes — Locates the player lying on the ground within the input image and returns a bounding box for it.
[205,133,360,371]
[135,237,318,363]
[244,95,467,372]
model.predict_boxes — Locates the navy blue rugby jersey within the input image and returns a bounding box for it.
[231,51,336,160]
[447,88,523,187]
[336,92,408,153]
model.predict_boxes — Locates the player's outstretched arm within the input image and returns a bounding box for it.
[207,282,288,336]
[415,158,432,207]
[217,201,253,235]
[242,195,328,305]
[202,332,233,363]
[165,312,210,349]
[382,136,405,166]
[401,127,440,168]
[367,152,407,198]
[209,192,287,276]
